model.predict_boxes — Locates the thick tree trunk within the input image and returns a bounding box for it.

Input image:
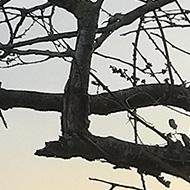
[1,0,188,187]
[61,1,102,135]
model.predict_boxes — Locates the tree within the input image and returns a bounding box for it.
[0,0,190,189]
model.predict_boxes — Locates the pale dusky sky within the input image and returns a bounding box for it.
[0,0,190,189]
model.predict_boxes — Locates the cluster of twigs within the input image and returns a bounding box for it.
[103,7,190,87]
[1,0,190,190]
[91,1,190,189]
[0,1,74,67]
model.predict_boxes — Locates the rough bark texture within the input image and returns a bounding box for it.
[90,84,190,115]
[1,84,190,114]
[35,134,190,183]
[2,0,189,187]
[2,83,190,182]
[61,1,102,135]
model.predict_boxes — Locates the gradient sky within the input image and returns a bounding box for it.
[0,0,190,189]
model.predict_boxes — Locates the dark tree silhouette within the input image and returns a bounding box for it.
[1,0,190,189]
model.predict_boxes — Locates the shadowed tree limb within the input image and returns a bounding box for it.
[35,134,190,185]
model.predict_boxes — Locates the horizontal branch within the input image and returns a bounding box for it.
[0,0,175,57]
[11,48,74,58]
[35,134,190,183]
[0,32,77,50]
[90,83,190,115]
[0,84,190,114]
[0,88,63,112]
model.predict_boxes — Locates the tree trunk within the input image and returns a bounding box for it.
[61,1,102,136]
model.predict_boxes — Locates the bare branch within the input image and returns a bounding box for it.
[151,32,190,56]
[94,51,145,73]
[121,24,190,36]
[1,83,190,115]
[11,48,74,58]
[175,0,190,24]
[35,134,190,183]
[0,0,11,7]
[0,31,77,49]
[153,10,174,85]
[89,177,144,190]
[94,0,175,49]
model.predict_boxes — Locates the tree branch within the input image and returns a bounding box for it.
[11,48,74,58]
[48,0,94,18]
[0,32,77,50]
[90,84,190,115]
[0,88,63,112]
[0,0,11,7]
[0,84,190,115]
[89,177,144,190]
[94,0,175,49]
[35,134,190,184]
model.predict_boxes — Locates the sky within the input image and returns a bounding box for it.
[0,0,190,190]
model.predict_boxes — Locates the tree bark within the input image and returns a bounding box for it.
[1,0,189,186]
[35,133,190,183]
[60,1,103,135]
[1,84,190,114]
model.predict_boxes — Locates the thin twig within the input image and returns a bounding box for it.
[153,10,174,85]
[132,17,144,143]
[151,32,190,56]
[132,43,162,84]
[175,0,190,24]
[89,177,144,190]
[140,173,147,190]
[94,51,145,73]
[121,24,190,36]
[90,71,170,143]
